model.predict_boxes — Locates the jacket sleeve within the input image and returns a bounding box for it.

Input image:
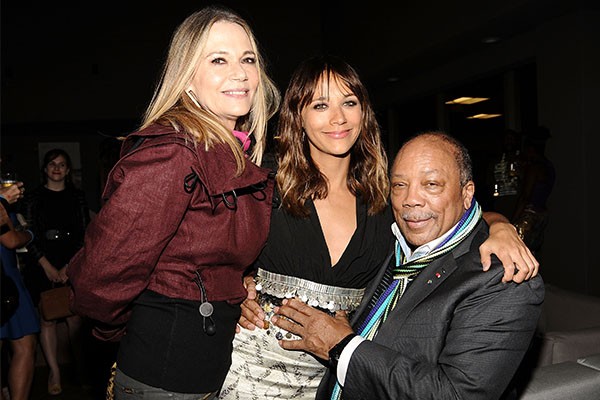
[342,275,544,400]
[67,142,196,329]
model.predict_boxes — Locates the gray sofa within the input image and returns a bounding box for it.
[518,354,600,399]
[517,284,600,399]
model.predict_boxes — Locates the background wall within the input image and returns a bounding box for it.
[2,1,599,295]
[372,6,600,295]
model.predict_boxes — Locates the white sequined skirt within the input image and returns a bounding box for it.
[218,269,364,399]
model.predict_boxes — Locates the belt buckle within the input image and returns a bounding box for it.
[45,229,70,240]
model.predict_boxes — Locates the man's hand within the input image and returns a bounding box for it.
[272,298,354,360]
[481,221,539,283]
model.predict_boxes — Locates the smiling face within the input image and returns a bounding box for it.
[187,21,259,131]
[390,135,474,247]
[300,74,362,164]
[45,155,70,184]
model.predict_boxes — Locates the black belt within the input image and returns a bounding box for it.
[44,229,72,241]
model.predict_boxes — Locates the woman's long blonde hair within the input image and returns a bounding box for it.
[139,5,280,173]
[276,55,389,217]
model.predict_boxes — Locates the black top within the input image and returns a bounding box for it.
[21,185,90,303]
[118,290,240,393]
[257,196,395,289]
[22,185,90,265]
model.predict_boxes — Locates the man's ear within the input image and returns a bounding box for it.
[462,181,475,209]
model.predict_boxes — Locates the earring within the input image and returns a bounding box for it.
[186,89,201,108]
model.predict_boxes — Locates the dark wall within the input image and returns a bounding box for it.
[1,120,135,212]
[2,2,598,296]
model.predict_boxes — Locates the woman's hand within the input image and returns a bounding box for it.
[58,265,69,284]
[0,182,25,204]
[0,203,9,226]
[40,257,61,283]
[236,274,266,333]
[43,266,61,283]
[481,219,539,283]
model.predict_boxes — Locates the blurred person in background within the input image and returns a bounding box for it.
[22,148,91,396]
[1,167,39,400]
[512,126,555,254]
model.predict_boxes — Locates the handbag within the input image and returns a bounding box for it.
[39,284,74,321]
[1,265,20,325]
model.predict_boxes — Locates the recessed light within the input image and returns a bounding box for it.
[481,36,500,44]
[467,113,502,119]
[445,97,490,105]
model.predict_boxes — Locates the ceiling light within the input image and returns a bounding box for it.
[481,36,500,44]
[445,97,490,105]
[467,113,502,119]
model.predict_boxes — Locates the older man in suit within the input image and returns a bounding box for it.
[272,131,544,400]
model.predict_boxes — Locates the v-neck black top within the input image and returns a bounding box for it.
[257,196,395,289]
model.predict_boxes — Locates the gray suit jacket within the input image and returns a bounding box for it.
[316,220,544,400]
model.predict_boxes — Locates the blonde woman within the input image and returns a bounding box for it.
[67,5,280,399]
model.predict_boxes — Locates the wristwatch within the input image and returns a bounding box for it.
[328,333,357,369]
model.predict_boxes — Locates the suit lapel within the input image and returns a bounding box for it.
[368,227,479,342]
[372,257,458,341]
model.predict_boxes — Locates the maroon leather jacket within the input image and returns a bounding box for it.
[68,123,274,330]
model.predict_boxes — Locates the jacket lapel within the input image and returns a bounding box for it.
[372,256,458,341]
[366,225,480,342]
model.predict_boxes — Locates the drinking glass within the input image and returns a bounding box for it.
[1,172,18,187]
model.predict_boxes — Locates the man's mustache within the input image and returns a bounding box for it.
[401,212,435,221]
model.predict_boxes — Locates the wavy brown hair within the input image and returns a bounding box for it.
[276,55,389,217]
[139,5,280,173]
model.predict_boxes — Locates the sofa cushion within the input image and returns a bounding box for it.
[537,284,600,333]
[536,327,600,366]
[518,360,600,400]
